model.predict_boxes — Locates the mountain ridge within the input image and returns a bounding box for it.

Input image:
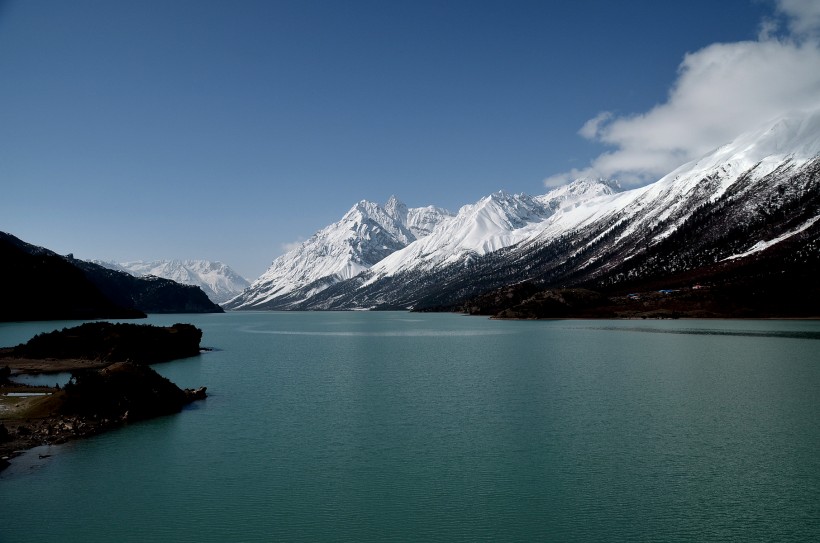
[228,108,820,313]
[224,197,454,310]
[0,232,223,321]
[94,259,250,304]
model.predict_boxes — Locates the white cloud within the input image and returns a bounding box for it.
[280,238,305,253]
[546,1,820,187]
[776,0,820,38]
[578,111,613,140]
[758,17,780,41]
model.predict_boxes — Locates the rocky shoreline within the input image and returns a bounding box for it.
[0,388,207,472]
[0,322,209,473]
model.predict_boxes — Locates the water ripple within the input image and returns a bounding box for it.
[239,328,512,337]
[588,326,820,340]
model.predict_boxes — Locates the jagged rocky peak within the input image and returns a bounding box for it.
[405,205,452,237]
[384,195,409,224]
[224,196,454,310]
[338,196,455,246]
[464,190,552,229]
[344,198,416,246]
[368,190,559,279]
[228,108,819,312]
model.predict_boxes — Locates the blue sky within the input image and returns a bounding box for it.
[1,0,819,279]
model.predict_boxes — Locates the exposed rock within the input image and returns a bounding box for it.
[185,386,208,401]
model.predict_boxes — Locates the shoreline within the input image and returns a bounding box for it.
[1,322,208,474]
[1,360,206,474]
[0,375,114,472]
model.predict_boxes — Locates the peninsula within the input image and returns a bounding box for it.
[0,322,208,472]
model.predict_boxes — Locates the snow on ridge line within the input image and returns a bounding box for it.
[228,196,454,308]
[236,108,820,309]
[366,179,622,280]
[552,109,820,251]
[365,109,820,284]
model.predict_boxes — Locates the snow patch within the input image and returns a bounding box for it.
[723,215,820,261]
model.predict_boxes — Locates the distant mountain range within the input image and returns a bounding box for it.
[6,108,818,320]
[0,233,223,322]
[93,260,250,304]
[226,109,820,316]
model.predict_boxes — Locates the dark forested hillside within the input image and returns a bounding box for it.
[0,232,223,322]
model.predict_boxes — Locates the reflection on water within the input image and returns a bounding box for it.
[10,372,73,387]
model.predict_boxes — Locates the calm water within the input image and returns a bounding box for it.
[1,313,818,542]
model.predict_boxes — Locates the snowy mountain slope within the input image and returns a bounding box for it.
[367,180,622,281]
[226,108,820,311]
[95,259,250,304]
[518,108,820,267]
[406,204,455,238]
[224,197,453,309]
[287,108,820,310]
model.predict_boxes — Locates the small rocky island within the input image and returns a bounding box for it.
[0,322,208,472]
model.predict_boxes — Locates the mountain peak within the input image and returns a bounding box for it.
[228,108,819,312]
[384,195,409,225]
[555,177,621,196]
[225,196,453,310]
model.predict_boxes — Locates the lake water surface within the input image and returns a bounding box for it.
[1,312,818,542]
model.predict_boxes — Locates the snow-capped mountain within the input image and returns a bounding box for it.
[224,197,453,309]
[384,108,819,309]
[513,107,820,268]
[231,108,819,311]
[95,260,250,304]
[368,180,621,280]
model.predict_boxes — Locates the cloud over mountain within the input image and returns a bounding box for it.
[546,0,820,187]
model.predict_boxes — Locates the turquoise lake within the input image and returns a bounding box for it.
[1,312,819,542]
